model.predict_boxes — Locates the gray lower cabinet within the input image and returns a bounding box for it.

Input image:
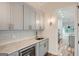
[0,53,8,56]
[35,43,40,56]
[2,39,48,56]
[36,39,48,56]
[39,39,48,56]
[8,51,19,56]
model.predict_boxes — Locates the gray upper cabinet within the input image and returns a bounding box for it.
[30,7,36,30]
[0,3,10,30]
[10,2,23,30]
[36,10,44,31]
[39,12,44,30]
[24,4,30,30]
[0,2,23,30]
[36,11,40,30]
[24,3,36,30]
[0,2,44,31]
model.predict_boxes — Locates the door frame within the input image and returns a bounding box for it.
[74,4,78,56]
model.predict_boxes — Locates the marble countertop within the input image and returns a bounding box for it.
[0,37,46,54]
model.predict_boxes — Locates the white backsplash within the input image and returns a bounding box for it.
[0,30,36,45]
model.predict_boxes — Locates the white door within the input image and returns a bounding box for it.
[0,3,10,30]
[10,2,23,30]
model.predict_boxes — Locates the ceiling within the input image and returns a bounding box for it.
[26,2,77,25]
[26,2,77,13]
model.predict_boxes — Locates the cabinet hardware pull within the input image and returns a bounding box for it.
[78,41,79,44]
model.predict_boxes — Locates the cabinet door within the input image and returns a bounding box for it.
[24,4,31,30]
[10,2,23,30]
[36,11,44,30]
[36,11,40,30]
[39,12,44,30]
[30,7,36,30]
[39,39,48,56]
[0,3,10,30]
[24,4,36,30]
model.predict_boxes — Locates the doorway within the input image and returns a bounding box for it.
[57,7,76,56]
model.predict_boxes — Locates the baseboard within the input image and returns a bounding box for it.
[45,52,58,56]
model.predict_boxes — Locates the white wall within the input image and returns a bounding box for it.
[41,14,58,54]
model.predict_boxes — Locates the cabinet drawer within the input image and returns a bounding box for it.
[39,39,48,46]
